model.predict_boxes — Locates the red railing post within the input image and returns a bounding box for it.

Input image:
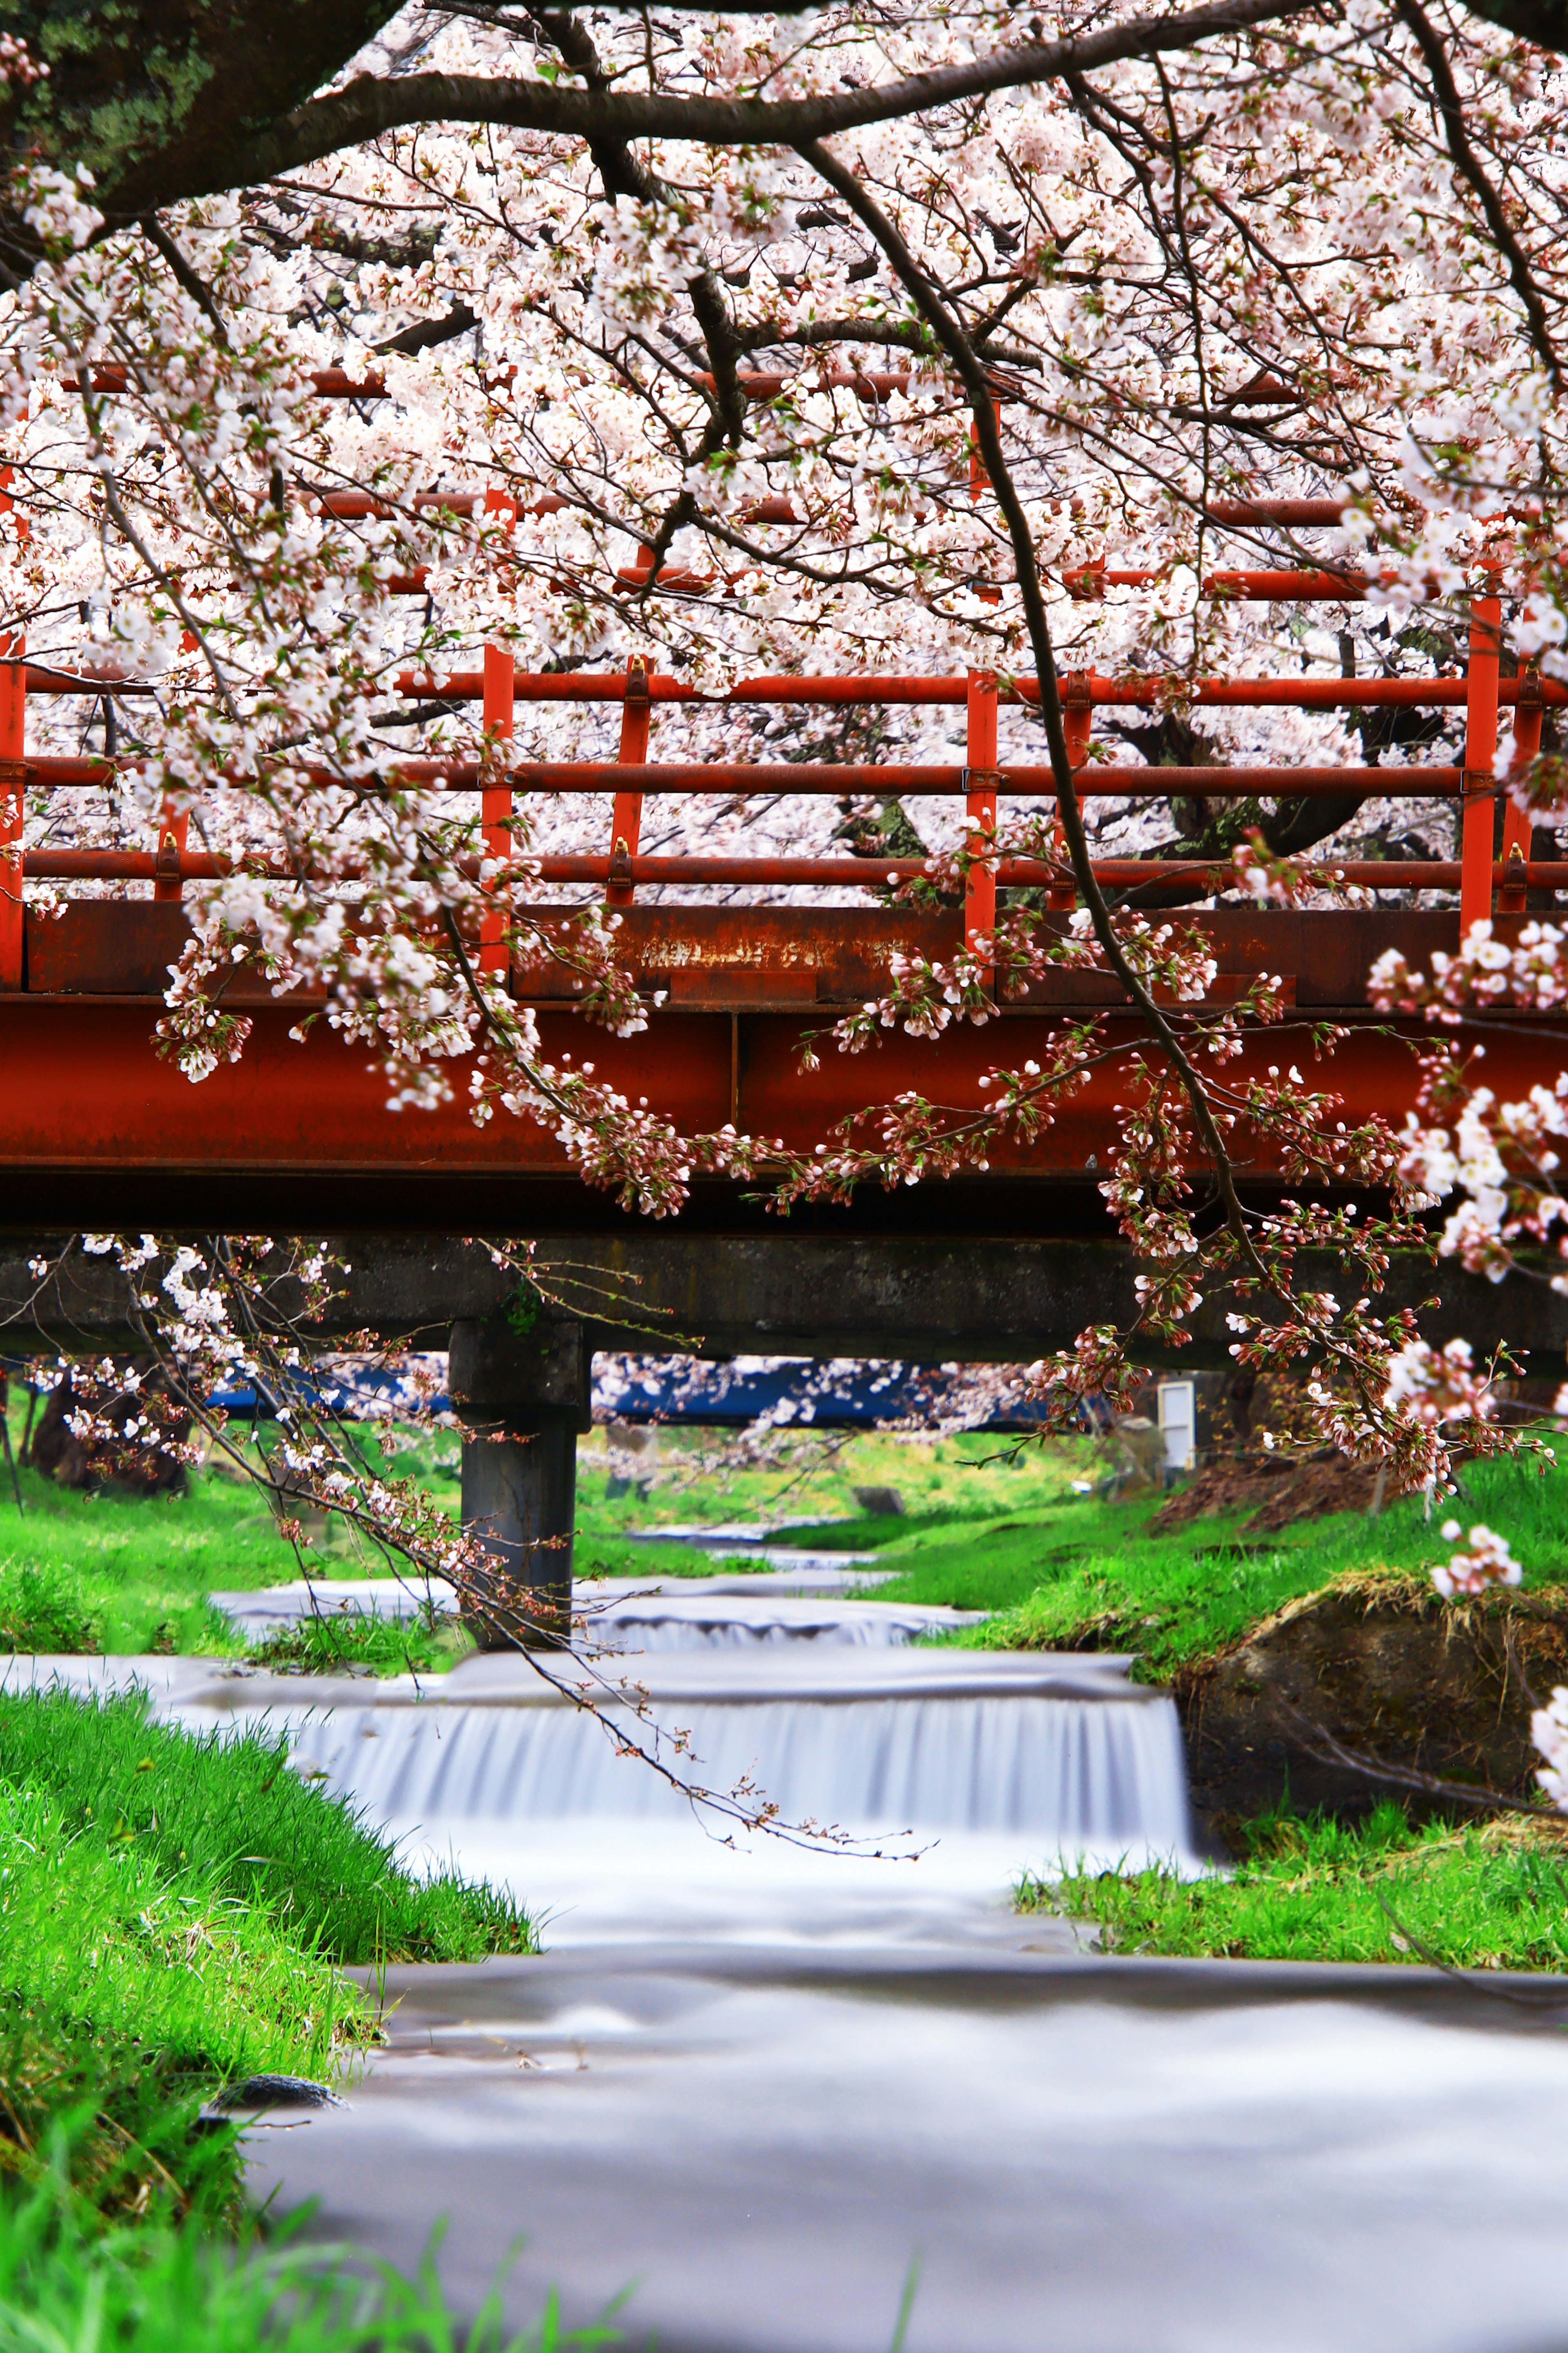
[965,669,998,960]
[1055,674,1093,910]
[1498,664,1541,911]
[480,642,514,975]
[154,790,188,901]
[1461,590,1502,937]
[607,657,649,907]
[0,636,24,988]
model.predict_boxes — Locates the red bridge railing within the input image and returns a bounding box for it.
[2,589,1558,992]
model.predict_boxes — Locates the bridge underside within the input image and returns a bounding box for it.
[4,1230,1567,1371]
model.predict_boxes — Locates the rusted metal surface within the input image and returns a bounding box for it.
[966,672,998,953]
[1204,499,1352,526]
[0,997,1496,1177]
[8,635,1559,1224]
[517,905,966,1008]
[1461,599,1503,936]
[0,650,23,991]
[480,644,513,975]
[29,901,1485,1013]
[23,851,1568,897]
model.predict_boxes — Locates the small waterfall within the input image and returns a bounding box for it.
[205,1663,1194,1859]
[586,1596,982,1651]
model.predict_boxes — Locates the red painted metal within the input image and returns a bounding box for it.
[392,667,1568,712]
[608,658,650,907]
[27,850,1563,892]
[0,998,1556,1187]
[1204,499,1352,526]
[1500,670,1541,906]
[965,672,998,956]
[24,666,160,697]
[1067,565,1380,599]
[18,755,1469,800]
[1204,569,1376,599]
[82,365,388,401]
[475,761,1460,799]
[1055,683,1092,912]
[153,797,188,903]
[480,641,514,973]
[1461,596,1502,935]
[0,640,22,988]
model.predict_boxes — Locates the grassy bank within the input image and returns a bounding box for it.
[0,1687,532,2224]
[0,2175,622,2353]
[1027,1804,1568,1970]
[7,1399,1568,1687]
[852,1450,1568,1672]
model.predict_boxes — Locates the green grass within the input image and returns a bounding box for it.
[244,1603,472,1678]
[0,2173,626,2353]
[0,1396,473,1656]
[857,1449,1568,1673]
[9,1394,1568,1689]
[0,1687,530,1966]
[1028,1803,1568,1970]
[0,1688,533,2224]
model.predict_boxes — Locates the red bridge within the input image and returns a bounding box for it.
[0,588,1564,1237]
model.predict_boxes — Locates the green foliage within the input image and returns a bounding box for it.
[0,1773,369,2224]
[0,2161,626,2353]
[0,1396,464,1656]
[503,1285,541,1337]
[1032,1803,1568,1970]
[0,1690,532,2226]
[245,1604,471,1679]
[0,1689,532,1966]
[0,1560,100,1653]
[871,1450,1568,1672]
[572,1425,1087,1561]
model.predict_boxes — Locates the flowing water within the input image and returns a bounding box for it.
[11,1588,1568,2349]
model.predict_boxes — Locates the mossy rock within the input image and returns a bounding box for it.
[1174,1571,1568,1848]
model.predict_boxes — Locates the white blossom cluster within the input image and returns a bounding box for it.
[1431,1516,1522,1597]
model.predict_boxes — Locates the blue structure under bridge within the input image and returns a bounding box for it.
[194,1356,1104,1433]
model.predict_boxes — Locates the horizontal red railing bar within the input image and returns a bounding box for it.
[486,761,1458,798]
[25,757,484,790]
[1068,568,1383,599]
[20,850,1562,890]
[81,365,388,400]
[21,664,1560,715]
[24,667,162,697]
[390,668,1565,711]
[1203,499,1352,526]
[20,757,1463,799]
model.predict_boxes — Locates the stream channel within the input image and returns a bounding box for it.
[22,1554,1568,2351]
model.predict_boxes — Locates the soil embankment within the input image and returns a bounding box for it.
[1174,1576,1568,1849]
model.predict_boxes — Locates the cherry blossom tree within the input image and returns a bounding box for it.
[5,0,1568,1664]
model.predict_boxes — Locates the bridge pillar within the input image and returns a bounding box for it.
[448,1315,591,1651]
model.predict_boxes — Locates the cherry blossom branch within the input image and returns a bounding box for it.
[1394,0,1563,391]
[796,135,1277,1298]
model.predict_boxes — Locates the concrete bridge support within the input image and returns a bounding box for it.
[447,1314,592,1650]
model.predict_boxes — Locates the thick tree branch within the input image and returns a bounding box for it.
[1395,0,1562,389]
[523,8,659,201]
[216,0,1322,194]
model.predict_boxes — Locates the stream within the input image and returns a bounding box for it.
[13,1568,1568,2350]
